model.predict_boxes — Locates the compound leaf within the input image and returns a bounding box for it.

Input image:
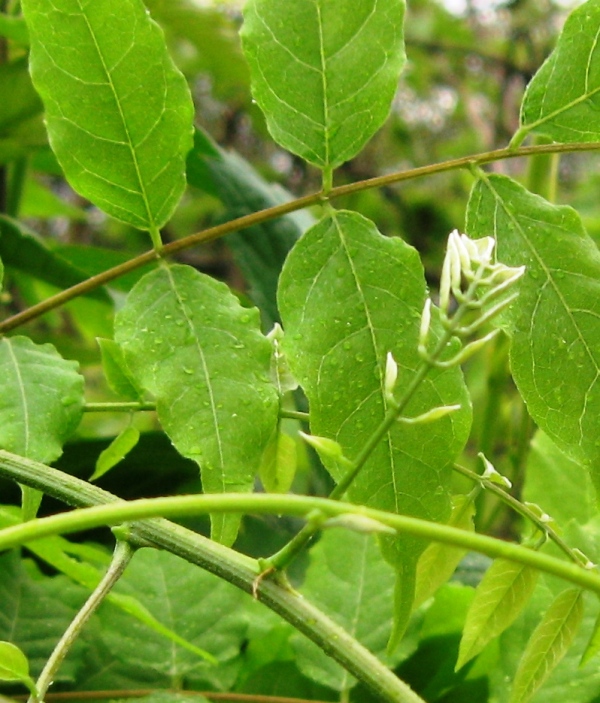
[114,264,279,545]
[278,210,471,640]
[0,336,84,464]
[241,0,406,170]
[519,0,600,143]
[20,0,194,232]
[510,588,584,703]
[456,559,539,670]
[467,174,600,489]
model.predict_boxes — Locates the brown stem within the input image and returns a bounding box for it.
[1,141,599,335]
[9,691,326,703]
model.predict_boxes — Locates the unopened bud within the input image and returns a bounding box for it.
[479,453,512,489]
[399,404,461,425]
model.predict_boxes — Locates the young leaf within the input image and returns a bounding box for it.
[259,429,297,494]
[456,559,539,670]
[91,425,141,481]
[0,336,84,463]
[114,264,279,545]
[467,174,600,489]
[291,529,396,691]
[20,0,194,233]
[0,641,36,694]
[278,210,471,639]
[510,588,585,703]
[413,493,476,609]
[98,338,145,401]
[519,0,600,143]
[241,0,406,170]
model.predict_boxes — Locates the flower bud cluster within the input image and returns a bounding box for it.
[419,230,525,368]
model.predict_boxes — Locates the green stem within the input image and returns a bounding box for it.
[1,452,599,597]
[0,451,424,703]
[82,403,309,423]
[6,157,28,217]
[452,463,584,566]
[279,408,310,422]
[84,401,155,413]
[30,541,134,703]
[1,141,599,335]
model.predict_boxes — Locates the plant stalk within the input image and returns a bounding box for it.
[30,541,134,703]
[0,451,425,703]
[1,142,599,335]
[1,452,600,597]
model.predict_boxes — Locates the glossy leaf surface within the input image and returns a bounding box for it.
[0,337,84,463]
[279,210,471,630]
[292,529,396,691]
[241,0,406,169]
[510,588,584,703]
[20,0,194,231]
[457,559,539,670]
[467,174,600,487]
[114,264,279,545]
[520,0,600,142]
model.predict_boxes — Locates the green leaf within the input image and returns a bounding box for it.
[20,0,194,233]
[413,493,476,609]
[456,559,539,670]
[240,0,406,170]
[187,128,313,327]
[519,0,600,143]
[510,588,585,703]
[114,264,279,545]
[259,429,297,494]
[0,641,34,686]
[467,174,600,488]
[291,529,396,691]
[0,336,84,463]
[0,216,110,304]
[77,549,248,687]
[91,425,141,481]
[523,431,596,527]
[0,508,213,664]
[278,210,471,639]
[98,338,145,401]
[0,551,89,681]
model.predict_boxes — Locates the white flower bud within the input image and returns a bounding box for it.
[384,351,398,402]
